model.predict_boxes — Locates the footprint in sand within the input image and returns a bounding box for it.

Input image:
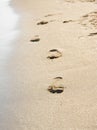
[44,13,62,17]
[63,20,73,23]
[78,11,97,29]
[47,49,62,59]
[37,20,48,25]
[45,14,55,17]
[88,32,97,36]
[64,0,95,2]
[37,20,55,25]
[48,77,65,94]
[62,11,97,29]
[30,35,40,42]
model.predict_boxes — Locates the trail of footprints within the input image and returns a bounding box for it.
[30,11,97,43]
[30,11,97,94]
[30,13,65,94]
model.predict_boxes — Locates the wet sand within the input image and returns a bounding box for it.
[0,0,97,130]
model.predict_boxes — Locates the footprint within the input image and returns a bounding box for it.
[47,49,62,59]
[45,14,55,17]
[48,77,65,94]
[30,35,40,42]
[82,14,89,18]
[54,77,63,79]
[88,32,97,36]
[63,20,73,23]
[37,20,48,25]
[79,11,97,29]
[44,13,62,17]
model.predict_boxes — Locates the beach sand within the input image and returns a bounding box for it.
[0,0,97,130]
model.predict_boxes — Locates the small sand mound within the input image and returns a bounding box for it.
[79,11,97,29]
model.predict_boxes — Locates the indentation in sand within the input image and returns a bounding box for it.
[48,77,65,94]
[88,32,97,36]
[44,13,62,17]
[30,35,40,42]
[37,20,48,25]
[47,49,62,59]
[63,20,73,23]
[79,11,97,29]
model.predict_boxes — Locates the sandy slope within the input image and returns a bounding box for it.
[1,0,97,130]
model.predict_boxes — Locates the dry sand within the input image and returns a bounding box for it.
[1,0,97,130]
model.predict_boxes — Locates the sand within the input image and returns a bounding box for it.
[0,0,97,130]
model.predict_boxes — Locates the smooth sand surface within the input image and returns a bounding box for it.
[0,0,97,130]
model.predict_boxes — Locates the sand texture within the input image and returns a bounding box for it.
[0,0,97,130]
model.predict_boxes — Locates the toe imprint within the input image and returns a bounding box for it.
[47,49,62,59]
[30,35,40,42]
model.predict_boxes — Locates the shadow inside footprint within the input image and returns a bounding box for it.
[88,32,97,36]
[47,49,62,59]
[45,14,54,17]
[48,85,64,94]
[37,20,48,25]
[63,20,73,23]
[54,77,63,79]
[30,35,40,42]
[44,13,62,17]
[49,49,59,52]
